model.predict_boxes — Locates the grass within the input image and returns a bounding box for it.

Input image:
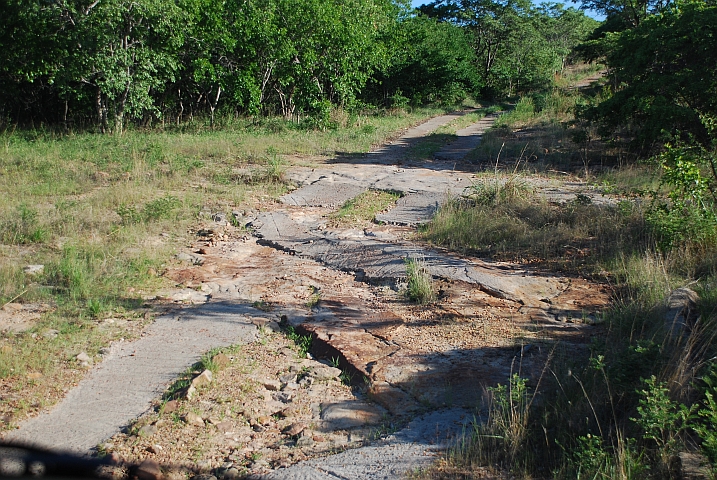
[328,189,401,227]
[405,258,436,304]
[416,66,717,479]
[405,107,498,161]
[0,105,457,426]
[423,181,651,275]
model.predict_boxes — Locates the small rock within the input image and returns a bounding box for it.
[282,423,305,437]
[665,287,700,333]
[138,424,158,437]
[308,365,342,381]
[176,252,205,265]
[42,328,60,339]
[146,444,162,454]
[76,352,92,366]
[272,392,294,404]
[176,252,194,263]
[320,401,385,430]
[274,407,291,418]
[23,265,44,275]
[283,382,299,391]
[249,459,269,470]
[215,421,233,433]
[257,416,271,425]
[183,412,205,427]
[262,379,281,391]
[296,436,314,447]
[312,435,325,443]
[279,373,297,384]
[1,303,23,313]
[184,385,197,400]
[0,457,25,477]
[162,400,179,414]
[207,416,222,426]
[135,459,163,480]
[298,375,314,387]
[221,467,241,480]
[191,370,213,388]
[212,353,231,368]
[99,347,111,355]
[265,321,281,332]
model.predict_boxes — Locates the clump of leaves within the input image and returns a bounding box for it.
[646,138,717,250]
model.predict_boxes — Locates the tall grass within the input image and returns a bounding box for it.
[423,180,650,275]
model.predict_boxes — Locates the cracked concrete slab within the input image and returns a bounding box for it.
[257,408,471,480]
[434,112,502,162]
[375,192,445,226]
[281,182,367,208]
[253,211,567,305]
[4,302,258,453]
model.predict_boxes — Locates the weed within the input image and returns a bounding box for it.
[86,298,105,318]
[284,325,312,358]
[339,370,354,386]
[117,195,181,225]
[633,376,692,466]
[0,203,48,244]
[305,286,321,309]
[404,257,436,304]
[693,366,717,464]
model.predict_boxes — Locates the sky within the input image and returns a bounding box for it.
[409,0,606,20]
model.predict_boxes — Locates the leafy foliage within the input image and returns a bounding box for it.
[581,2,717,149]
[421,0,598,97]
[0,0,598,129]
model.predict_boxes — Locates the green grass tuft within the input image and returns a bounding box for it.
[405,257,436,304]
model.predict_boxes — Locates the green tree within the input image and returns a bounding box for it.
[583,1,717,148]
[421,0,596,97]
[64,0,186,132]
[365,13,481,106]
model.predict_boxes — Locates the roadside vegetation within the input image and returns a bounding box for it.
[0,106,461,426]
[418,0,717,477]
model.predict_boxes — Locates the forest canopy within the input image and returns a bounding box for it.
[0,0,597,132]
